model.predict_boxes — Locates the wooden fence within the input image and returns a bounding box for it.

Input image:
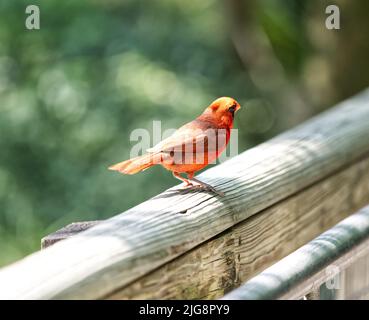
[0,89,369,299]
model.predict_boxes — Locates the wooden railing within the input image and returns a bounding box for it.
[222,205,369,300]
[0,89,369,299]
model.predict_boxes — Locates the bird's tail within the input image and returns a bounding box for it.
[108,153,161,175]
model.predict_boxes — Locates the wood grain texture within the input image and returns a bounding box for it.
[108,155,369,299]
[41,221,102,249]
[0,90,369,299]
[222,205,369,300]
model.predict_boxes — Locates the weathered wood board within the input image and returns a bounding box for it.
[222,205,369,300]
[109,155,369,299]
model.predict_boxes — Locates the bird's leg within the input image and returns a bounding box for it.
[187,173,225,197]
[173,172,193,187]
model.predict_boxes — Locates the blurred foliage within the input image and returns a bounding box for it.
[0,0,368,266]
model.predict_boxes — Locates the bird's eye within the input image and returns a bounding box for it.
[228,104,237,115]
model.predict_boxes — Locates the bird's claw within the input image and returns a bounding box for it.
[208,187,225,197]
[186,184,225,197]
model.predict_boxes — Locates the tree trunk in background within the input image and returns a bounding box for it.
[304,0,369,110]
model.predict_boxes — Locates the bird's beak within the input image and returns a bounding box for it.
[229,103,240,118]
[233,104,241,116]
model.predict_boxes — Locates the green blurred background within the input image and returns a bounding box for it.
[0,0,368,267]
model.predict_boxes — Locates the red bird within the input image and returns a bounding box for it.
[109,97,241,195]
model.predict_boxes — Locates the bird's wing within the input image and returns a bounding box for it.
[147,122,228,154]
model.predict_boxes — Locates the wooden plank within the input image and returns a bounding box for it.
[108,155,369,299]
[0,90,369,299]
[39,150,369,300]
[280,237,369,300]
[222,205,369,300]
[41,155,369,299]
[280,239,369,300]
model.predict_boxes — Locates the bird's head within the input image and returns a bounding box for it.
[202,97,241,128]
